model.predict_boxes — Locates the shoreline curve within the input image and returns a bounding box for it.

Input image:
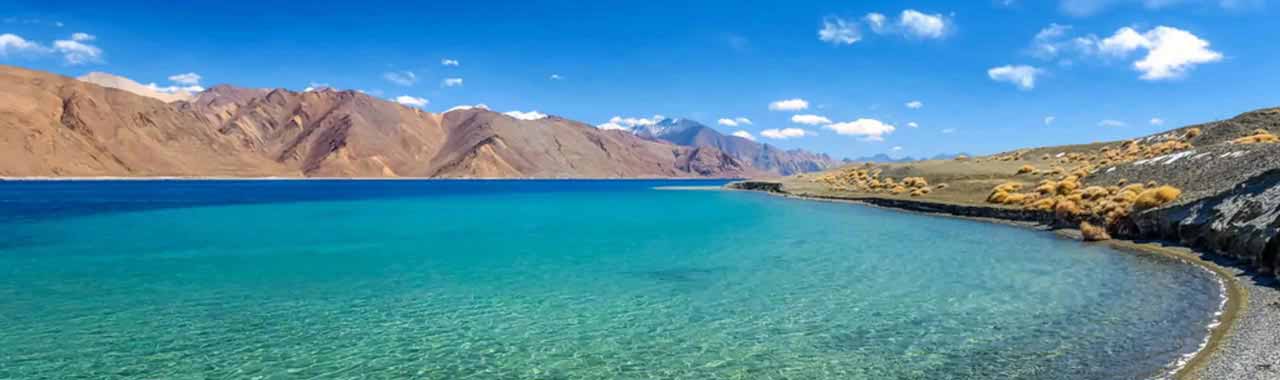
[727,186,1246,380]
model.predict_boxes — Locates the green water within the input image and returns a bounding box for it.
[0,180,1220,379]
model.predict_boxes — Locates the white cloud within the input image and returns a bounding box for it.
[907,122,919,128]
[1030,23,1073,59]
[168,72,201,85]
[383,71,417,86]
[818,16,861,45]
[1131,27,1222,80]
[303,82,330,92]
[394,95,428,107]
[941,128,957,134]
[597,115,666,130]
[791,114,832,125]
[824,118,896,141]
[987,65,1042,90]
[905,100,923,109]
[761,128,814,139]
[1,32,106,65]
[442,77,464,87]
[549,74,563,80]
[446,104,489,113]
[0,33,46,56]
[769,98,810,111]
[504,110,548,120]
[898,10,948,39]
[1098,119,1127,127]
[1150,117,1165,125]
[718,117,753,127]
[596,122,630,131]
[865,13,888,33]
[732,130,756,141]
[145,82,204,94]
[891,146,904,151]
[441,58,459,66]
[1033,25,1222,80]
[1045,116,1057,125]
[52,38,102,65]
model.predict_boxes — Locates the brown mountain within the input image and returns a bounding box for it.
[0,65,758,178]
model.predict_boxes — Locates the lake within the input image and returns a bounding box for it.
[0,180,1220,379]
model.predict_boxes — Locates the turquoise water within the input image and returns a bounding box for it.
[0,180,1220,379]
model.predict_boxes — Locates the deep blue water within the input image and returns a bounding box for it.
[0,180,1220,379]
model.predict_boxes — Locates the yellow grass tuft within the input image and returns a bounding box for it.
[1231,129,1280,144]
[1080,222,1111,241]
[1054,199,1082,220]
[1183,128,1202,140]
[1017,165,1035,175]
[1133,185,1182,211]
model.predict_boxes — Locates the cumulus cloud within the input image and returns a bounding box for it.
[0,33,45,56]
[304,82,330,92]
[504,110,548,120]
[761,128,814,139]
[987,65,1042,90]
[818,16,861,45]
[168,72,201,85]
[446,104,489,113]
[442,77,464,87]
[769,98,810,111]
[52,38,102,65]
[441,58,459,66]
[3,33,106,65]
[907,122,919,128]
[891,146,904,151]
[394,95,428,107]
[734,117,752,125]
[143,73,205,94]
[791,114,832,125]
[898,10,949,39]
[383,71,417,86]
[1098,119,1127,127]
[1030,24,1222,80]
[1129,27,1222,80]
[718,118,739,127]
[732,130,756,141]
[905,100,923,109]
[597,115,666,131]
[824,118,896,141]
[549,74,563,80]
[864,13,888,33]
[1150,117,1165,125]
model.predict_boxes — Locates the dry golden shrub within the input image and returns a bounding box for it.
[1080,222,1111,241]
[1017,165,1035,175]
[1133,186,1182,211]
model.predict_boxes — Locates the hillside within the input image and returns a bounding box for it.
[0,65,760,178]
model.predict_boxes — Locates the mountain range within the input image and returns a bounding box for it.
[0,65,845,179]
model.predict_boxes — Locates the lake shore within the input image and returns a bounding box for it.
[726,182,1271,380]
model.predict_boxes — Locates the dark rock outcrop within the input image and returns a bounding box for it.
[1135,169,1280,273]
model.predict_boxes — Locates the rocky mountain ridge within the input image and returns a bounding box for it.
[0,65,764,178]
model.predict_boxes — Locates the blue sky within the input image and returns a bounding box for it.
[1,0,1276,159]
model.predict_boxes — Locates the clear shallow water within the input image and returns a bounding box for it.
[0,180,1220,379]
